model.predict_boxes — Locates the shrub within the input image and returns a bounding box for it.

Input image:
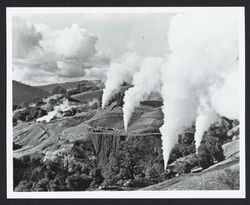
[33,96,45,106]
[65,173,92,191]
[67,88,80,96]
[13,118,17,126]
[34,177,50,191]
[108,92,125,107]
[168,132,196,164]
[13,104,20,111]
[14,180,34,192]
[48,177,67,191]
[198,144,213,169]
[145,167,161,182]
[51,86,66,95]
[102,136,164,187]
[48,98,57,105]
[90,168,104,185]
[13,107,47,122]
[20,101,29,108]
[198,134,225,169]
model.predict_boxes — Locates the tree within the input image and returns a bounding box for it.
[33,96,45,106]
[48,98,57,105]
[198,134,225,169]
[65,173,92,191]
[108,92,125,107]
[20,101,28,108]
[168,132,196,164]
[33,96,42,103]
[198,143,213,169]
[51,86,66,95]
[13,107,47,122]
[13,104,19,111]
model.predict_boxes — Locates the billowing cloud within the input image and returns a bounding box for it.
[84,67,107,82]
[12,18,110,85]
[12,17,43,59]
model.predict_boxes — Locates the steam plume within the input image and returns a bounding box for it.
[122,57,164,132]
[194,98,218,152]
[37,99,76,123]
[160,12,239,167]
[210,70,239,120]
[102,52,141,108]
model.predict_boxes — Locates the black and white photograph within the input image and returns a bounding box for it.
[6,7,245,198]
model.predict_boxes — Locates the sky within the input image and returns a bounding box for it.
[12,12,174,85]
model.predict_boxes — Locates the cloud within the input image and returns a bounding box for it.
[84,67,107,82]
[12,18,110,85]
[12,17,43,59]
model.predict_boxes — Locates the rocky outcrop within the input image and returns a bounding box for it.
[89,133,123,167]
[222,139,239,160]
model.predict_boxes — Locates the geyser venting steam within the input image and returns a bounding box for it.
[194,98,218,152]
[160,12,239,167]
[122,56,164,132]
[101,12,239,168]
[102,52,141,109]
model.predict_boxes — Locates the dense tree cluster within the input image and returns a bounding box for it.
[13,106,47,124]
[107,92,125,107]
[101,136,164,188]
[167,117,237,173]
[14,152,104,191]
[197,118,238,169]
[33,96,45,106]
[51,86,67,95]
[14,135,166,191]
[168,126,196,164]
[65,83,100,96]
[198,125,226,169]
[13,104,22,111]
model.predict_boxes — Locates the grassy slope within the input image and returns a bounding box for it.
[72,89,103,104]
[141,158,239,190]
[13,81,49,105]
[35,80,103,93]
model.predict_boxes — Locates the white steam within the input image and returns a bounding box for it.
[159,12,239,167]
[87,98,100,108]
[122,57,164,132]
[210,70,239,119]
[194,98,218,152]
[102,52,141,108]
[37,99,76,123]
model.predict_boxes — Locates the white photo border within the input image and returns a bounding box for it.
[6,6,246,199]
